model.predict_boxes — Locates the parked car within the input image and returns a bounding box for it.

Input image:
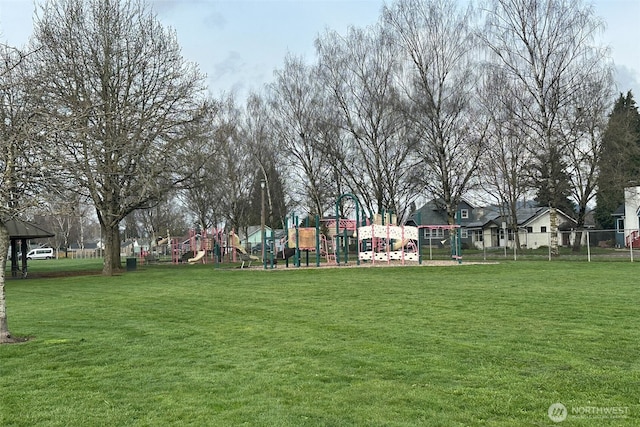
[23,248,55,260]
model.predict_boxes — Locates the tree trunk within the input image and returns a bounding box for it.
[550,206,559,257]
[0,222,13,343]
[572,209,586,252]
[101,222,122,276]
[572,230,583,252]
[111,228,121,272]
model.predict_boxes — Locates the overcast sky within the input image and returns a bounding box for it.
[1,0,638,101]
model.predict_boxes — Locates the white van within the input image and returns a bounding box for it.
[25,248,55,260]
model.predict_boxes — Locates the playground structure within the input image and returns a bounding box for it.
[158,227,276,268]
[131,218,461,268]
[162,227,275,268]
[283,208,462,267]
[285,216,335,267]
[131,195,463,269]
[358,222,420,263]
[139,206,463,269]
[283,213,373,267]
[171,228,213,264]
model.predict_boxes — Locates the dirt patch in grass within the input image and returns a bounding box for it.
[1,335,34,345]
[25,270,104,279]
[245,260,499,269]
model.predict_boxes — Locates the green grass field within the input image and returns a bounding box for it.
[1,261,638,426]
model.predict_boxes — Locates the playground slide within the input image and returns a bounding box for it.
[234,243,256,257]
[232,242,260,260]
[188,250,206,264]
[229,233,260,267]
[392,239,411,251]
[235,247,260,268]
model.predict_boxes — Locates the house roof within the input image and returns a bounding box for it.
[514,207,549,226]
[5,219,55,240]
[244,225,274,239]
[408,199,485,227]
[482,207,577,231]
[612,204,625,217]
[408,200,450,226]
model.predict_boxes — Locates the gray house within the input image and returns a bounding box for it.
[406,199,476,247]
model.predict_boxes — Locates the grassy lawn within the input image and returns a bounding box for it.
[1,261,639,426]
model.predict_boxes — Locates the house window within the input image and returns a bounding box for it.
[425,228,444,239]
[526,227,533,233]
[475,230,483,242]
[541,226,547,233]
[617,218,624,232]
[460,209,469,219]
[461,229,468,239]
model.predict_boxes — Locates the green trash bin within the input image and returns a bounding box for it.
[126,257,137,271]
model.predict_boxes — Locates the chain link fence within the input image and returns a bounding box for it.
[421,229,640,262]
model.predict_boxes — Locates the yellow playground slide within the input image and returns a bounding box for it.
[188,250,206,264]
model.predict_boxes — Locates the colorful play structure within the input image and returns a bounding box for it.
[169,228,222,265]
[357,221,420,263]
[284,214,421,266]
[284,214,334,267]
[163,228,268,268]
[120,227,251,268]
[281,193,462,268]
[133,194,462,269]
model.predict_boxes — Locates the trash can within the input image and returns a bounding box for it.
[126,257,137,271]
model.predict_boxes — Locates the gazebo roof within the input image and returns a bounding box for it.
[5,219,55,240]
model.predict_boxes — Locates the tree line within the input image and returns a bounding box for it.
[1,0,638,289]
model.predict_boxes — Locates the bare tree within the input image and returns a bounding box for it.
[316,24,420,220]
[205,94,254,234]
[383,0,486,224]
[244,92,289,229]
[0,43,42,343]
[561,68,614,250]
[479,69,534,248]
[125,191,189,245]
[179,97,225,231]
[38,190,81,257]
[266,55,335,217]
[481,0,608,255]
[30,0,209,275]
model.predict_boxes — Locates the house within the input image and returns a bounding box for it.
[478,206,577,250]
[121,239,151,257]
[620,186,640,248]
[406,199,478,247]
[408,200,578,250]
[243,225,271,246]
[611,204,626,247]
[241,226,286,252]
